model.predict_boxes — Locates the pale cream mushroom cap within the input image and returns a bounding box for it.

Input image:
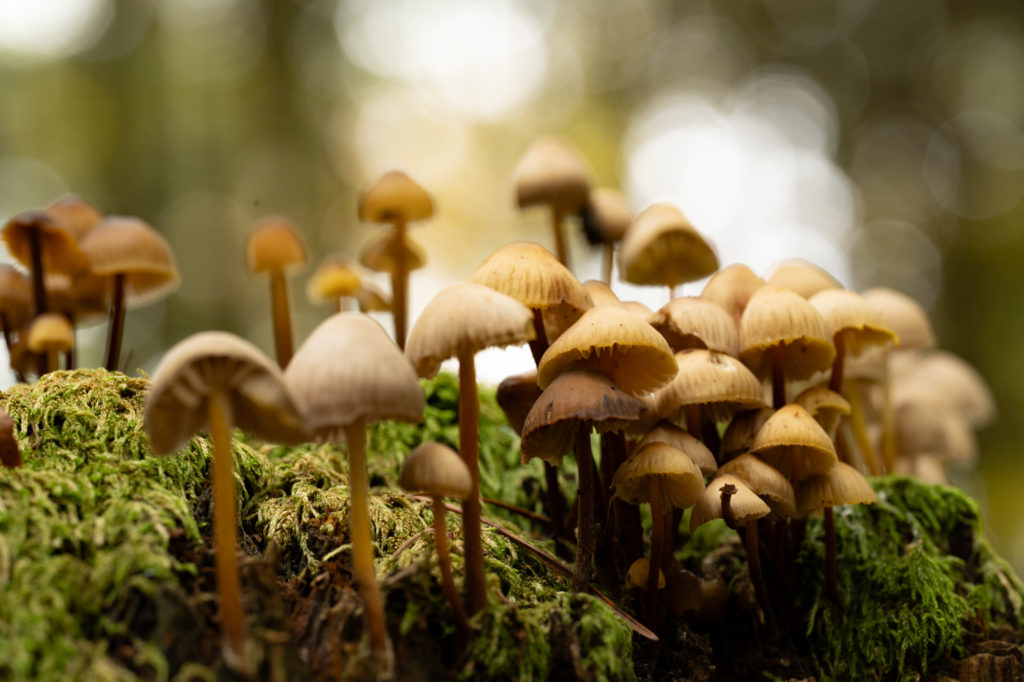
[749,403,838,481]
[739,286,835,381]
[649,297,739,356]
[765,260,842,299]
[399,441,472,500]
[797,461,876,516]
[618,203,718,288]
[638,421,718,477]
[611,440,706,510]
[358,170,434,225]
[690,474,770,533]
[809,288,898,356]
[718,453,796,518]
[655,349,767,424]
[701,263,765,324]
[45,195,102,241]
[862,287,935,351]
[514,136,591,211]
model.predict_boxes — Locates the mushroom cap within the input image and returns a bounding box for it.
[794,386,851,437]
[353,280,391,312]
[537,305,677,396]
[27,313,74,353]
[145,331,307,455]
[894,350,995,427]
[720,407,774,460]
[701,263,765,324]
[582,280,621,307]
[0,265,32,330]
[78,216,181,307]
[521,368,652,466]
[749,403,838,481]
[358,170,434,224]
[626,557,665,590]
[398,441,472,499]
[894,398,977,466]
[718,453,796,518]
[581,188,632,245]
[2,210,89,276]
[496,369,542,437]
[245,216,307,274]
[739,286,836,381]
[797,461,876,516]
[690,474,770,532]
[619,203,719,288]
[765,260,843,298]
[514,136,591,211]
[809,288,898,356]
[45,195,102,241]
[638,420,718,477]
[649,296,739,356]
[611,441,706,510]
[861,287,935,350]
[307,254,363,303]
[655,349,767,424]
[406,282,535,378]
[359,229,427,273]
[284,312,424,440]
[466,242,592,324]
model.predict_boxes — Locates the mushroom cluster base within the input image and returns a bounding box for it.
[1,370,1022,681]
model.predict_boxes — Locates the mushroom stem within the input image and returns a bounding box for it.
[103,273,126,371]
[601,243,614,284]
[828,335,846,393]
[28,229,48,316]
[268,268,294,368]
[684,403,703,443]
[551,206,568,266]
[456,349,487,614]
[573,422,596,592]
[528,308,549,366]
[392,222,409,350]
[432,497,469,637]
[0,311,13,356]
[824,505,838,602]
[846,381,881,475]
[63,312,76,370]
[744,518,775,631]
[544,462,567,555]
[647,477,664,596]
[43,349,57,374]
[770,345,786,409]
[343,418,391,660]
[880,350,897,473]
[208,389,247,666]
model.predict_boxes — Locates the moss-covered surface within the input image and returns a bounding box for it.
[0,369,1022,681]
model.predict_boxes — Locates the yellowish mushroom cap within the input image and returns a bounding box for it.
[359,229,427,273]
[582,188,632,244]
[514,136,591,212]
[405,282,535,379]
[466,241,593,314]
[245,216,307,274]
[739,285,835,381]
[750,403,838,481]
[618,203,719,288]
[690,474,770,532]
[27,313,74,354]
[862,287,935,350]
[720,407,774,460]
[701,263,765,324]
[611,440,706,510]
[649,296,739,356]
[358,170,434,224]
[284,312,424,441]
[626,557,665,590]
[79,216,181,307]
[638,421,718,477]
[765,260,843,298]
[582,280,621,307]
[399,441,472,500]
[537,305,677,396]
[307,255,363,303]
[145,331,307,454]
[655,349,767,423]
[718,453,796,518]
[45,195,102,241]
[809,288,898,355]
[794,386,851,438]
[796,461,876,516]
[3,210,90,276]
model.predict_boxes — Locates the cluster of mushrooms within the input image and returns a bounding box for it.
[0,136,995,678]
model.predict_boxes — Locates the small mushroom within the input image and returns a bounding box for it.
[26,313,74,374]
[306,254,363,314]
[701,263,765,324]
[0,408,21,468]
[1,210,89,318]
[579,188,632,283]
[245,216,308,368]
[399,441,472,637]
[145,331,306,671]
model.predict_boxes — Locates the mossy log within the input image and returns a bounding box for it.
[0,370,1021,681]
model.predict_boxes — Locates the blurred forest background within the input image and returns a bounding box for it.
[2,0,1023,572]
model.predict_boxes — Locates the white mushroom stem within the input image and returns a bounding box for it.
[343,418,391,657]
[457,349,488,614]
[208,389,247,665]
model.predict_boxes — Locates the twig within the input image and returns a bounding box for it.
[482,496,551,525]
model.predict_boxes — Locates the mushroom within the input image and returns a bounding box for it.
[144,331,306,671]
[26,313,74,374]
[44,195,102,240]
[406,282,535,613]
[306,254,364,314]
[701,263,765,325]
[1,210,89,318]
[750,403,838,485]
[513,136,592,267]
[0,408,21,468]
[284,312,424,672]
[78,216,180,371]
[398,441,472,637]
[809,288,897,395]
[648,296,740,357]
[358,170,434,350]
[245,216,308,368]
[765,259,843,298]
[579,188,632,283]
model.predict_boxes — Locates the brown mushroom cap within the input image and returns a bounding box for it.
[353,280,392,313]
[26,313,74,354]
[0,265,32,330]
[145,331,307,454]
[626,557,665,590]
[79,216,181,307]
[750,403,838,481]
[611,440,706,510]
[45,195,102,241]
[245,216,307,274]
[405,282,535,379]
[720,407,774,461]
[618,203,719,288]
[861,287,935,350]
[718,453,796,518]
[638,421,718,477]
[701,263,766,324]
[794,386,851,437]
[399,441,472,499]
[496,369,543,436]
[358,170,434,224]
[2,210,89,276]
[649,296,739,356]
[739,285,836,381]
[307,255,363,303]
[655,349,767,424]
[582,188,632,244]
[796,461,876,516]
[521,368,651,466]
[537,305,677,396]
[809,288,898,356]
[514,136,591,211]
[765,260,843,298]
[284,312,424,441]
[690,474,770,532]
[358,229,427,274]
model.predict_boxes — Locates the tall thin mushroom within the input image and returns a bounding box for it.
[245,216,308,368]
